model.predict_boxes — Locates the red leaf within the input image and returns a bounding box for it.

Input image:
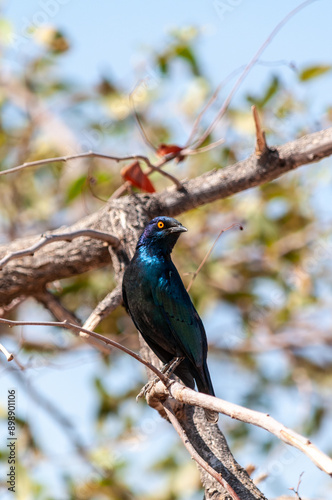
[121,161,156,193]
[156,144,183,158]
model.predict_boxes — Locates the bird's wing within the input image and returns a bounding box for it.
[152,267,207,368]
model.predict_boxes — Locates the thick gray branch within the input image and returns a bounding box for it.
[149,126,332,216]
[1,126,332,307]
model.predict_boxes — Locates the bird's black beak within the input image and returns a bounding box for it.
[168,224,187,234]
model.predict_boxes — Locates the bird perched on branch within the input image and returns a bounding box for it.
[122,216,218,423]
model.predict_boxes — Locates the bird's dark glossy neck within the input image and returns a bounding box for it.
[136,241,172,261]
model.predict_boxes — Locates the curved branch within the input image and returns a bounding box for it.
[0,317,171,388]
[83,285,122,331]
[190,0,319,150]
[0,229,120,270]
[0,150,182,189]
[167,382,332,477]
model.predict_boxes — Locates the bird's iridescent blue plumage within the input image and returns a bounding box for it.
[122,216,218,422]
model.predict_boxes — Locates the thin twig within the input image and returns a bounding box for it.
[0,150,182,189]
[0,342,25,369]
[182,138,225,156]
[252,105,268,156]
[186,223,243,292]
[184,59,297,150]
[129,86,157,151]
[0,317,171,387]
[162,400,241,500]
[0,229,120,270]
[185,82,224,148]
[0,151,147,176]
[34,290,114,353]
[289,471,304,499]
[83,285,122,331]
[108,181,131,200]
[0,342,14,361]
[0,296,27,317]
[191,0,319,150]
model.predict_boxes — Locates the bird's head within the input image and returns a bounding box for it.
[137,216,187,254]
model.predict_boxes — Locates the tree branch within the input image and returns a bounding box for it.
[1,126,332,307]
[162,400,241,500]
[1,316,330,479]
[83,284,122,331]
[0,229,120,270]
[0,150,183,189]
[167,382,332,477]
[0,342,14,361]
[0,317,171,388]
[154,126,332,216]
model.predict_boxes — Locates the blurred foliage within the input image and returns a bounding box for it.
[0,15,332,500]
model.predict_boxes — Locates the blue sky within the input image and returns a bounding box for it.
[4,0,332,104]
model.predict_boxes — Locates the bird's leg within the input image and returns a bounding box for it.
[136,356,185,401]
[164,356,185,377]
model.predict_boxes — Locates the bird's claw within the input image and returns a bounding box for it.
[136,379,157,401]
[136,356,185,402]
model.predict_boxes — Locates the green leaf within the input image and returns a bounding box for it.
[157,54,169,74]
[247,76,280,109]
[174,44,200,76]
[260,76,280,108]
[65,175,86,202]
[299,65,332,81]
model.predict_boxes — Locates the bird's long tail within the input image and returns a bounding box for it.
[195,363,219,424]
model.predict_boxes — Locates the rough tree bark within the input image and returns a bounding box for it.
[1,126,332,498]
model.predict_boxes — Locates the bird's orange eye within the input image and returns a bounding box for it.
[157,221,164,229]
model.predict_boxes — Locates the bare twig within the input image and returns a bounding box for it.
[0,151,147,176]
[185,82,224,148]
[83,285,122,331]
[182,137,225,156]
[0,342,25,369]
[108,181,131,200]
[289,471,304,499]
[36,291,115,355]
[0,296,27,317]
[129,87,157,151]
[191,0,319,150]
[0,317,171,387]
[162,400,241,500]
[0,342,14,361]
[144,159,183,189]
[0,229,120,270]
[0,150,183,189]
[252,105,268,156]
[186,223,243,292]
